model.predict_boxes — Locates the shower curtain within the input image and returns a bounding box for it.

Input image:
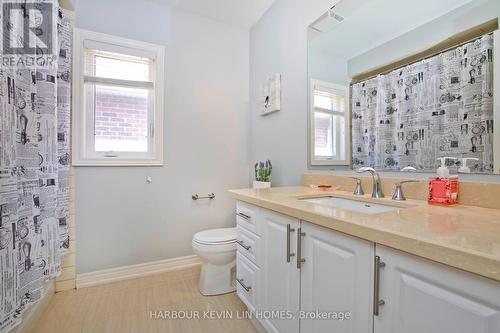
[351,33,494,173]
[0,1,72,331]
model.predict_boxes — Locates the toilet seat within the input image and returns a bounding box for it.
[193,227,236,245]
[192,239,236,253]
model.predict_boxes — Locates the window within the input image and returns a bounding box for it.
[309,79,349,165]
[73,29,164,165]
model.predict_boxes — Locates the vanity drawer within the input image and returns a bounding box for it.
[236,225,261,267]
[236,252,259,312]
[236,201,260,235]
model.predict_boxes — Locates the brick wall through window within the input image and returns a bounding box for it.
[93,86,149,152]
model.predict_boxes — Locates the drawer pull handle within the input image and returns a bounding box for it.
[237,212,251,220]
[236,240,251,251]
[286,224,295,262]
[296,228,306,269]
[236,278,252,292]
[373,255,386,316]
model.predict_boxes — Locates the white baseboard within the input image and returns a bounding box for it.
[250,317,269,333]
[76,255,202,288]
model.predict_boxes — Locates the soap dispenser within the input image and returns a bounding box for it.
[428,157,459,206]
[458,158,479,173]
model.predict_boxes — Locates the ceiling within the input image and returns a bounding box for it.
[309,0,475,59]
[161,0,276,29]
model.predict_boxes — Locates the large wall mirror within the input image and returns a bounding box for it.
[308,0,500,174]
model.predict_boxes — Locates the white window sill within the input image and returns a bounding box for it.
[72,158,163,167]
[310,160,350,166]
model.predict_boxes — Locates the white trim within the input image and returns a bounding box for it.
[83,76,154,89]
[250,317,269,333]
[72,158,163,167]
[83,39,157,59]
[76,255,202,288]
[309,79,350,166]
[72,29,165,166]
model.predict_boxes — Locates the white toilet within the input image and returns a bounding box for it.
[192,227,237,296]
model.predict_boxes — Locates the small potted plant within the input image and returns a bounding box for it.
[253,160,272,189]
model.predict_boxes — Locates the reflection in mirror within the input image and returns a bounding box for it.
[310,80,348,164]
[308,0,500,174]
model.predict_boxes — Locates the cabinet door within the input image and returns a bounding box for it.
[375,245,500,333]
[260,209,300,333]
[300,222,373,333]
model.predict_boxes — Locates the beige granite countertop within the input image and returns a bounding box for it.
[229,186,500,282]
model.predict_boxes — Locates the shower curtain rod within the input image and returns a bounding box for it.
[350,29,496,85]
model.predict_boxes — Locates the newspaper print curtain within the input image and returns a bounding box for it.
[351,33,494,173]
[0,1,72,331]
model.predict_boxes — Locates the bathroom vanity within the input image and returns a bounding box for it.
[230,185,500,333]
[233,0,500,330]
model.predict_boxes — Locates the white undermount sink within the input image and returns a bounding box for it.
[302,196,402,214]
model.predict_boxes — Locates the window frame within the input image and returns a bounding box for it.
[72,29,165,166]
[309,79,351,166]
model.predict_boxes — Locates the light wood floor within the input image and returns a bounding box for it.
[33,266,258,333]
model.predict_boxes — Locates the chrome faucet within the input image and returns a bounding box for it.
[349,177,364,195]
[392,180,418,201]
[356,167,384,198]
[392,166,418,200]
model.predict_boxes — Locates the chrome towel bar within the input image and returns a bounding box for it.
[192,193,215,200]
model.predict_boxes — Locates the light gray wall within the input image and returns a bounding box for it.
[349,0,500,77]
[249,0,336,186]
[74,0,249,273]
[250,0,500,185]
[308,48,348,85]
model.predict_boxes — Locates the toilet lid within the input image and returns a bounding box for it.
[193,227,237,244]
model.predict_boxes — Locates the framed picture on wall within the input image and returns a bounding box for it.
[260,73,281,115]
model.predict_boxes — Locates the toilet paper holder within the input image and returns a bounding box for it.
[192,193,215,200]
